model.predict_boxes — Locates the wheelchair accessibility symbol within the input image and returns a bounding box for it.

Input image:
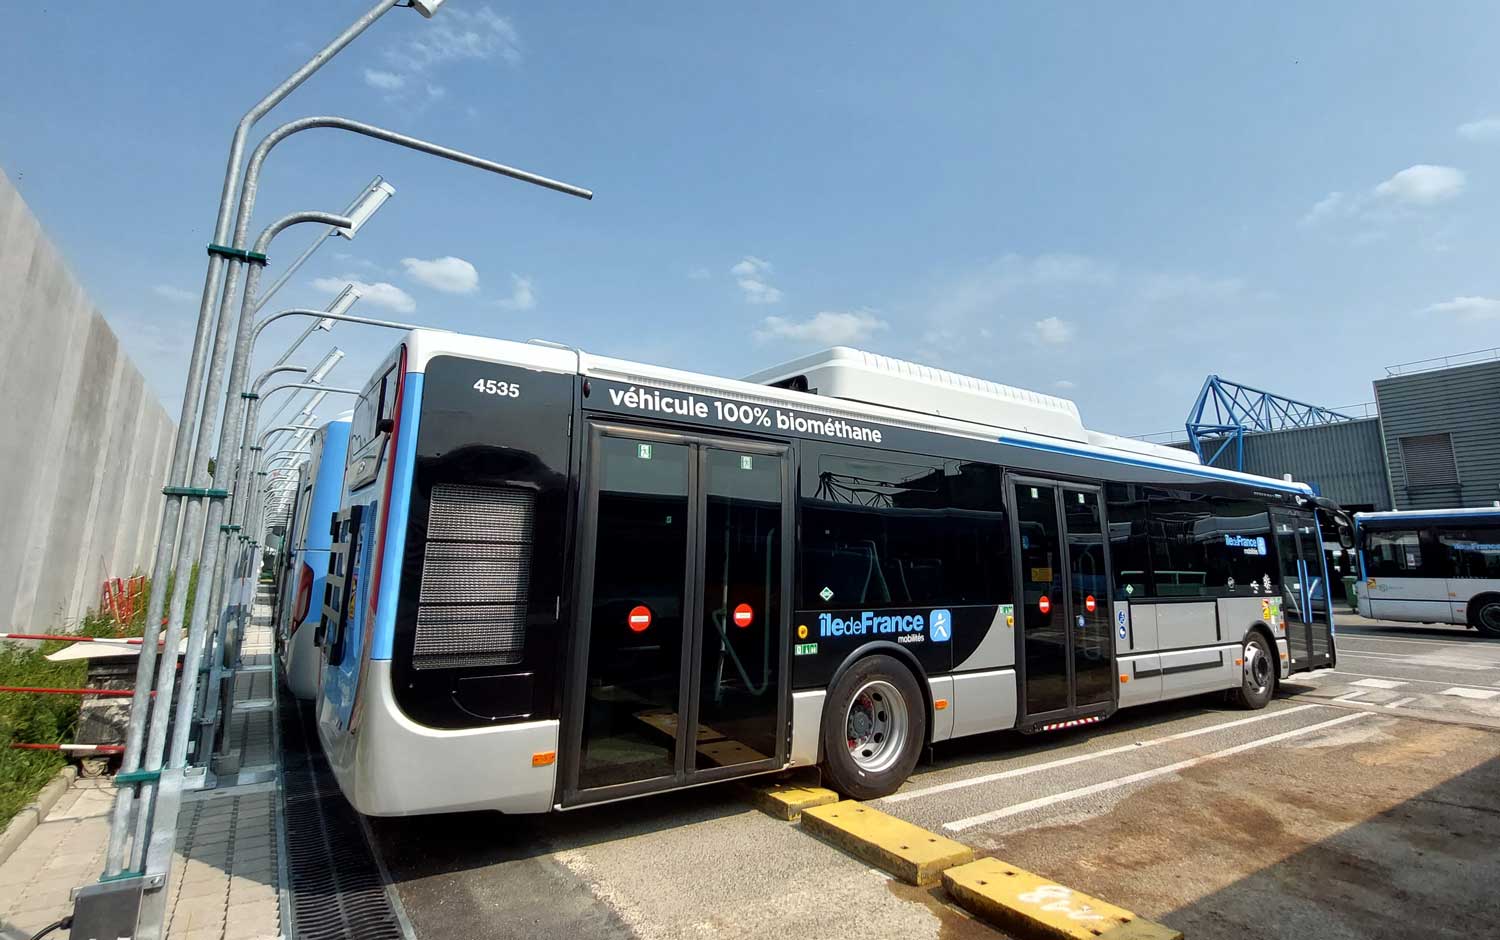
[928,609,952,643]
[1116,608,1128,640]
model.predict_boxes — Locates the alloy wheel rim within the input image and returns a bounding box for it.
[846,679,908,773]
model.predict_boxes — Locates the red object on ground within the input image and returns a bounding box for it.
[732,603,753,628]
[0,686,144,697]
[1039,596,1052,615]
[628,605,652,633]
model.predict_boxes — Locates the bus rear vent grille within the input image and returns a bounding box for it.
[414,483,535,670]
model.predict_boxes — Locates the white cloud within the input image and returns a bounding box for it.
[1299,191,1345,227]
[1457,117,1500,141]
[384,5,521,74]
[496,274,536,311]
[401,255,479,294]
[687,266,711,280]
[152,284,196,303]
[363,69,405,91]
[755,311,886,345]
[1054,379,1077,390]
[312,275,415,314]
[1372,164,1465,205]
[731,256,783,304]
[1420,296,1500,321]
[1033,316,1075,345]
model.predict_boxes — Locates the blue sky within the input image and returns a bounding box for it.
[3,2,1499,438]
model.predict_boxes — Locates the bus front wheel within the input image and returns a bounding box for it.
[1233,632,1275,710]
[820,655,926,800]
[1471,595,1500,638]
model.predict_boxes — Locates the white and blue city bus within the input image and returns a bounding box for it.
[315,334,1347,816]
[1355,507,1500,636]
[273,416,351,700]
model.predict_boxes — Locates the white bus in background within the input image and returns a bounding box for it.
[1356,507,1500,636]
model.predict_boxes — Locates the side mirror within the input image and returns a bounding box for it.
[1335,512,1356,551]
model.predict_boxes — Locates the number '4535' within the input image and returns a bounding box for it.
[473,378,521,398]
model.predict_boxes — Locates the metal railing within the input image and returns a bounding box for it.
[1385,346,1500,376]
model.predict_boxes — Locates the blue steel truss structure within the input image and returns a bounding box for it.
[1185,375,1354,470]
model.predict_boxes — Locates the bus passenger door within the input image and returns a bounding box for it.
[1272,510,1335,671]
[1011,478,1115,727]
[562,423,792,806]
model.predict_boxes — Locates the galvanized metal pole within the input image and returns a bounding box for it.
[196,362,307,758]
[131,212,349,889]
[105,0,403,880]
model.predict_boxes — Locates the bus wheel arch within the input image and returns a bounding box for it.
[1469,594,1500,637]
[819,645,930,800]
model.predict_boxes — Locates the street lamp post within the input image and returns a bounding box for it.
[250,177,394,314]
[107,4,430,889]
[130,212,355,883]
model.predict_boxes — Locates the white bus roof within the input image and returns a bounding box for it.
[401,329,1314,496]
[1356,507,1500,521]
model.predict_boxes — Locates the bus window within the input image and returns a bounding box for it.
[800,453,1009,610]
[1365,530,1425,578]
[1438,528,1500,579]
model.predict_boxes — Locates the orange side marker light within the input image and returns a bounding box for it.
[934,699,948,710]
[532,751,557,767]
[1119,674,1130,683]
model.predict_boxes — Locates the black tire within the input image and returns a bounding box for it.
[820,654,927,801]
[1471,596,1500,638]
[1233,632,1275,710]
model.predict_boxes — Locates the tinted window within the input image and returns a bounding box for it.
[1138,489,1275,598]
[1105,483,1150,600]
[1438,527,1500,579]
[800,453,1010,609]
[1365,530,1424,578]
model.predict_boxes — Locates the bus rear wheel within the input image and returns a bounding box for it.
[1472,596,1500,638]
[1233,632,1275,710]
[820,655,926,800]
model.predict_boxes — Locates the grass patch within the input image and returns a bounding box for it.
[0,571,196,829]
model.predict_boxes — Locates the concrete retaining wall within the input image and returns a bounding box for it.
[0,168,174,629]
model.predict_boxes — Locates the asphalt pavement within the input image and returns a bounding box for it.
[368,615,1500,940]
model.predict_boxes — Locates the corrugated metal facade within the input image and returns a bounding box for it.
[1186,418,1392,510]
[1375,359,1500,510]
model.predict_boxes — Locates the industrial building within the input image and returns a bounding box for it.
[1171,348,1500,515]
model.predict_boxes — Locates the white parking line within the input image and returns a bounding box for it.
[1440,687,1500,701]
[1329,671,1500,692]
[1333,691,1367,702]
[883,704,1326,804]
[942,711,1373,832]
[1337,633,1500,649]
[1385,697,1418,709]
[1351,678,1407,689]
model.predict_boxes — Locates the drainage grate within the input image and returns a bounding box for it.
[279,693,407,940]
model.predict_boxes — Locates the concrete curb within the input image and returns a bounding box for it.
[0,765,79,866]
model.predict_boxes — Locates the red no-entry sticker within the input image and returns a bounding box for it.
[1038,596,1051,615]
[1085,595,1097,613]
[627,605,652,633]
[732,603,754,628]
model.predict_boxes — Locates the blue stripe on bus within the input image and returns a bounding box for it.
[372,372,423,661]
[994,435,1312,495]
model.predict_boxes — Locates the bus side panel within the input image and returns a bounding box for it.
[372,372,422,662]
[1365,577,1453,623]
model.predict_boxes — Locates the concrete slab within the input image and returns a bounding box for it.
[801,801,973,885]
[943,857,1179,940]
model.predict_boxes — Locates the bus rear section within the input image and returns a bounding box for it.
[317,337,579,815]
[280,418,350,700]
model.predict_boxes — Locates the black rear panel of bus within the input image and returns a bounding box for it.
[390,355,575,729]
